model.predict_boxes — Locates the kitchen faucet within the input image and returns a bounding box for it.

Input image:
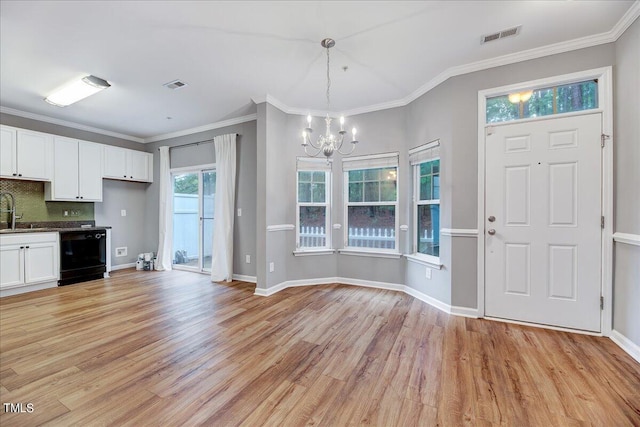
[0,192,22,230]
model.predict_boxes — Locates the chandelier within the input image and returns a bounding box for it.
[302,38,359,160]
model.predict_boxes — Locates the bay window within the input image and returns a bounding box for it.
[296,158,331,251]
[410,140,440,261]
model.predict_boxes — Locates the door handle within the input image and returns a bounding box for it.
[488,229,496,235]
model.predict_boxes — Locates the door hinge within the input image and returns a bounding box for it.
[601,134,610,148]
[601,216,605,229]
[600,296,604,310]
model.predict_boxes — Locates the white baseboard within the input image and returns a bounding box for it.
[111,263,136,271]
[232,274,257,283]
[610,330,640,363]
[253,277,478,318]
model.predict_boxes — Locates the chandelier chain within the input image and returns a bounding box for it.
[326,45,331,109]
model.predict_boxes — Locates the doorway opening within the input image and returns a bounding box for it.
[171,167,216,273]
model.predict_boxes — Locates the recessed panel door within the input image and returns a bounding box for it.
[485,113,602,332]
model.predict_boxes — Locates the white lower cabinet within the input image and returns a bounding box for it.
[0,233,59,297]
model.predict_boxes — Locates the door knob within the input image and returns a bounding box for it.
[488,215,496,222]
[488,229,496,235]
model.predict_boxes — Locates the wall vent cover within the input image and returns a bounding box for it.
[163,79,188,90]
[481,26,521,44]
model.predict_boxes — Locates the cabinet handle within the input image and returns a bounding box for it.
[12,173,17,176]
[25,246,29,249]
[19,246,24,249]
[18,174,22,177]
[80,196,84,199]
[76,196,79,199]
[130,176,133,179]
[124,175,127,178]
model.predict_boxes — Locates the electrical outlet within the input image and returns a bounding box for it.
[63,210,69,217]
[269,262,275,273]
[246,255,251,264]
[115,247,128,257]
[121,209,127,217]
[425,268,432,279]
[237,208,242,217]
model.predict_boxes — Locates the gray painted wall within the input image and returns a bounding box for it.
[0,112,150,266]
[144,120,257,278]
[613,17,639,346]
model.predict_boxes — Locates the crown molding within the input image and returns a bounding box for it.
[144,113,257,143]
[0,106,145,143]
[257,4,639,119]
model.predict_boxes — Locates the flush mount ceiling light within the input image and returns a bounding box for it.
[44,75,111,107]
[302,38,359,160]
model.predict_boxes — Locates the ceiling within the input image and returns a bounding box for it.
[0,1,637,142]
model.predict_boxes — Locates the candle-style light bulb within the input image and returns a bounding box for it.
[302,131,307,145]
[340,116,345,131]
[352,127,357,141]
[307,115,312,125]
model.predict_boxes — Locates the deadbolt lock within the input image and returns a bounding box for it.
[488,216,496,222]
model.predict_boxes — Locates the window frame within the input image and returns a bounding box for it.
[342,153,400,255]
[295,168,332,252]
[409,140,441,266]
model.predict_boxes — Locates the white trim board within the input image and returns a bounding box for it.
[266,224,295,232]
[440,228,478,237]
[610,330,640,364]
[613,232,640,246]
[111,262,136,271]
[145,114,257,143]
[232,274,257,283]
[253,277,479,318]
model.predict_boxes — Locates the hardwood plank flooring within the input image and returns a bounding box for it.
[1,269,638,426]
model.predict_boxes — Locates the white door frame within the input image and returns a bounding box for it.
[476,66,613,335]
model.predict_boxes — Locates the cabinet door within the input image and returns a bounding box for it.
[0,245,25,289]
[78,141,103,201]
[24,242,58,284]
[52,136,80,200]
[0,125,17,177]
[16,130,53,180]
[128,150,151,182]
[103,145,128,179]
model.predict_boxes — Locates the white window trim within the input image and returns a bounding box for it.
[405,253,442,269]
[296,169,332,250]
[411,143,441,263]
[293,249,336,256]
[342,154,400,255]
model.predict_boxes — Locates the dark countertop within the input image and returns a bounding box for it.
[0,221,111,234]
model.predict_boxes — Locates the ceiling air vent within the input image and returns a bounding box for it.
[163,79,188,90]
[481,26,521,44]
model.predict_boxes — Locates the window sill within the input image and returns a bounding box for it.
[405,254,443,269]
[293,249,335,257]
[338,249,402,259]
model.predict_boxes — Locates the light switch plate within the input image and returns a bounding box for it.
[121,209,127,217]
[269,262,274,272]
[237,208,242,217]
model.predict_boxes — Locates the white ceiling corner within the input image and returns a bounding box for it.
[0,1,636,142]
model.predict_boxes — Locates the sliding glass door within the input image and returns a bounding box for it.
[172,168,216,272]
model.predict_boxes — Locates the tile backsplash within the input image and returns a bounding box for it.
[0,179,94,225]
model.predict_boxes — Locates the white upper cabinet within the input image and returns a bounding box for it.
[45,136,102,202]
[0,125,53,180]
[103,145,153,183]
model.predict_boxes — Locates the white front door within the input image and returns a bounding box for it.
[485,113,602,332]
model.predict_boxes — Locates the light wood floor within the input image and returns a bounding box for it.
[1,270,639,426]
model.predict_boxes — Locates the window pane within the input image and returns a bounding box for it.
[420,159,439,201]
[364,181,379,202]
[487,80,598,123]
[420,176,431,200]
[417,204,439,257]
[312,171,325,183]
[433,175,440,199]
[173,173,200,268]
[349,170,363,181]
[298,182,311,203]
[299,206,326,248]
[364,168,380,181]
[349,182,363,202]
[299,171,312,182]
[380,181,396,202]
[312,183,325,203]
[347,206,395,249]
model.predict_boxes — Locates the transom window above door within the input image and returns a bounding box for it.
[486,79,598,123]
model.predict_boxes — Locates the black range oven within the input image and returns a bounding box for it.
[59,229,107,286]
